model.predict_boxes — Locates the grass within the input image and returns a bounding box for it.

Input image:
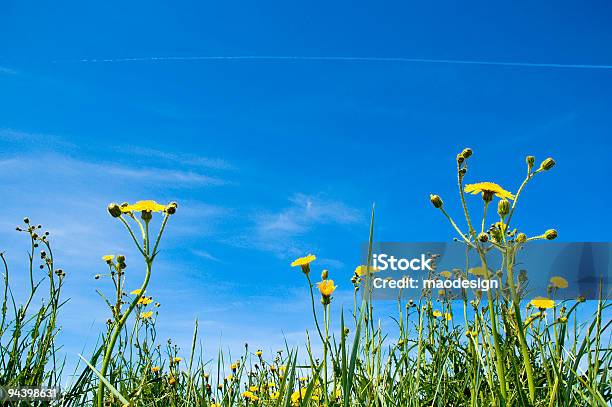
[0,150,610,406]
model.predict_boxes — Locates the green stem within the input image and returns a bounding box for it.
[505,248,536,402]
[478,252,507,402]
[97,259,152,407]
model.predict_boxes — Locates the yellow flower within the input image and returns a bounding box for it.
[230,363,238,371]
[291,254,316,273]
[464,182,515,200]
[249,385,260,392]
[120,200,167,213]
[443,313,452,321]
[468,267,490,277]
[242,391,258,401]
[138,296,153,305]
[173,357,182,363]
[226,374,233,381]
[530,297,555,309]
[140,311,153,319]
[211,404,221,407]
[432,310,442,317]
[268,382,276,389]
[317,279,337,297]
[354,265,380,276]
[130,288,143,295]
[102,255,114,263]
[291,388,310,404]
[270,391,279,400]
[168,375,176,385]
[151,366,160,373]
[550,276,568,289]
[440,270,452,279]
[255,350,262,357]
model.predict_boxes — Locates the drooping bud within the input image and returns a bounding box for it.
[456,154,464,165]
[539,158,555,171]
[321,269,329,280]
[430,194,443,209]
[107,203,122,218]
[166,202,178,215]
[497,199,510,216]
[461,148,473,159]
[544,229,558,240]
[477,232,489,243]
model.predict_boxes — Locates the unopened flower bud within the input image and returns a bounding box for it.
[430,194,443,209]
[526,155,535,169]
[116,255,125,263]
[477,232,489,243]
[141,210,152,221]
[321,269,328,280]
[539,157,555,171]
[166,202,178,215]
[23,217,30,224]
[516,233,527,244]
[497,199,510,216]
[95,274,100,280]
[456,154,464,165]
[544,229,557,240]
[107,203,122,218]
[461,148,473,159]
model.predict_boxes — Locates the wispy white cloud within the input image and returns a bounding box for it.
[230,193,362,258]
[0,153,227,186]
[192,249,222,262]
[120,145,234,170]
[0,66,18,75]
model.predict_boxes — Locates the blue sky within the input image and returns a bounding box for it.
[1,0,611,379]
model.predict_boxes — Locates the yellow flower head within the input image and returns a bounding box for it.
[530,297,555,309]
[249,385,259,392]
[230,363,238,371]
[242,391,258,401]
[102,255,114,263]
[443,313,452,321]
[120,200,167,214]
[255,350,262,357]
[168,375,176,385]
[354,265,380,276]
[317,279,337,297]
[464,182,515,201]
[440,270,452,279]
[291,254,316,273]
[130,288,143,295]
[550,276,569,289]
[270,391,280,400]
[140,311,153,319]
[432,310,442,317]
[138,296,153,305]
[173,357,182,363]
[291,388,311,404]
[468,267,490,277]
[151,366,160,373]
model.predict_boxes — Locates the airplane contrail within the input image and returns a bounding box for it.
[60,55,612,70]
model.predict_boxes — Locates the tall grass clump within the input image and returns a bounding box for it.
[0,151,610,406]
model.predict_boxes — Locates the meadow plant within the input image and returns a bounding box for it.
[0,151,610,406]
